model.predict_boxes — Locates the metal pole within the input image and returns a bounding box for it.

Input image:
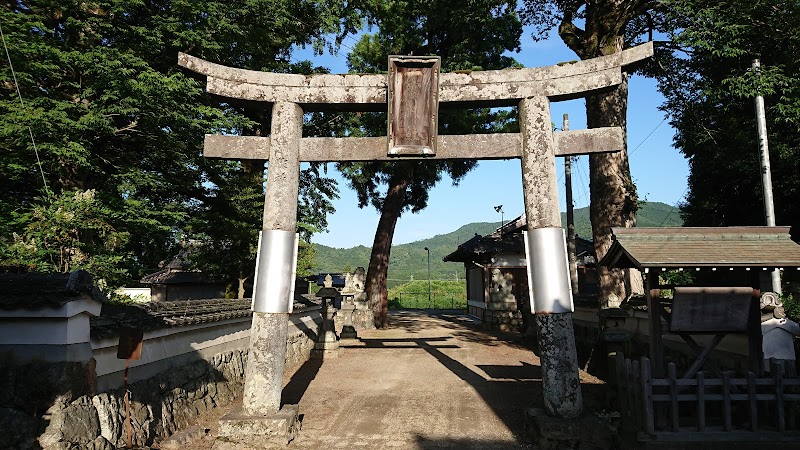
[424,247,431,308]
[753,59,782,294]
[563,114,580,294]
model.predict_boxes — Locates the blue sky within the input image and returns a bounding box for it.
[294,29,688,249]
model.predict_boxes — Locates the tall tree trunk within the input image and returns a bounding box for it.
[366,173,410,328]
[558,2,647,307]
[586,79,641,307]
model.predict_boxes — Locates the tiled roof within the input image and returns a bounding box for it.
[0,270,105,309]
[443,233,525,262]
[91,299,253,338]
[140,269,208,285]
[443,215,595,264]
[90,297,321,339]
[600,226,800,269]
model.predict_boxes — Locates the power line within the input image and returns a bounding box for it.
[658,186,689,226]
[0,21,50,196]
[629,117,667,157]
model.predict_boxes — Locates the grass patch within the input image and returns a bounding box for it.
[388,279,467,309]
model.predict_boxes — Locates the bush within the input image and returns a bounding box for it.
[784,294,799,322]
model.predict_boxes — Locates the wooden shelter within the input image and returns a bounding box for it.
[601,226,800,376]
[601,226,800,439]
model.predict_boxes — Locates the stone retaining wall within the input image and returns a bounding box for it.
[483,309,523,333]
[30,349,246,450]
[0,308,321,450]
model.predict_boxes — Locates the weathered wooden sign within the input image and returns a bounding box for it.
[670,287,753,333]
[387,56,440,156]
[117,327,144,360]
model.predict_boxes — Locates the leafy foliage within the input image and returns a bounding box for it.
[656,1,800,237]
[0,190,130,288]
[784,294,800,323]
[1,1,355,289]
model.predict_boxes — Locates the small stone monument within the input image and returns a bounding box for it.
[337,268,369,338]
[313,277,339,358]
[760,292,800,374]
[485,268,521,332]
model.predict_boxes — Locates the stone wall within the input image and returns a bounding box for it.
[1,349,247,450]
[0,307,321,450]
[483,309,523,333]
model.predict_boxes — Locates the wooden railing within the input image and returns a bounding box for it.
[613,353,800,440]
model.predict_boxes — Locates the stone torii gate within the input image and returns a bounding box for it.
[179,42,653,444]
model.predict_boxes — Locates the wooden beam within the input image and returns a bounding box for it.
[203,128,623,162]
[179,43,653,109]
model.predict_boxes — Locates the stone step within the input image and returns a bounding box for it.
[159,426,209,450]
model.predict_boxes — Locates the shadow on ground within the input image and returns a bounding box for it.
[415,435,534,449]
[282,357,324,405]
[283,310,608,448]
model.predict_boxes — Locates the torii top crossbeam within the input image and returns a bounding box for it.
[179,43,651,109]
[178,43,653,163]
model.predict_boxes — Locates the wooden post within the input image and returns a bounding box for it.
[748,371,758,431]
[749,280,764,374]
[723,371,732,431]
[697,371,706,431]
[647,270,664,377]
[774,360,786,432]
[668,362,679,431]
[641,357,655,435]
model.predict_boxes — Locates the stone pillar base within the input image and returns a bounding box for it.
[214,404,300,448]
[523,408,620,450]
[311,348,339,359]
[340,325,358,339]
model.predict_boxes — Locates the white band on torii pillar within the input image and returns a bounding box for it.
[252,230,297,313]
[524,227,574,314]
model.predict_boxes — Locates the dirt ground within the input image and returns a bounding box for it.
[162,311,607,449]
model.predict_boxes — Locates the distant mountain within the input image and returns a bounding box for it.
[561,200,683,240]
[312,201,682,288]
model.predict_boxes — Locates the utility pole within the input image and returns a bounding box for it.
[494,205,505,227]
[424,246,431,307]
[753,59,782,294]
[563,114,579,294]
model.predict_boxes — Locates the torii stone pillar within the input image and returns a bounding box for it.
[216,102,303,445]
[242,102,302,416]
[520,96,582,416]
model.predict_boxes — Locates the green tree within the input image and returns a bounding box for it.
[520,0,666,307]
[339,0,522,327]
[0,190,130,288]
[657,0,800,237]
[0,1,357,287]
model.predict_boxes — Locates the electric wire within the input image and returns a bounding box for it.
[0,21,50,196]
[628,117,667,157]
[658,186,689,226]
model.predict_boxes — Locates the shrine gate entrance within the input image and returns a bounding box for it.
[179,42,653,442]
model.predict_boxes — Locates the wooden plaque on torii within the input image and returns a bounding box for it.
[387,55,440,156]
